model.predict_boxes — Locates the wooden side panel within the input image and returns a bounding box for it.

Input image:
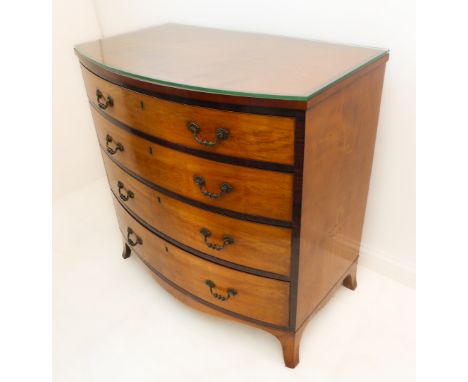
[295,64,386,328]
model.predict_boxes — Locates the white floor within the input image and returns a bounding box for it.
[53,177,415,382]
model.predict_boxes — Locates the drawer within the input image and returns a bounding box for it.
[93,108,294,222]
[81,67,295,165]
[113,198,290,327]
[103,154,292,277]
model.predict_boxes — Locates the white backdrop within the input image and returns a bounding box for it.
[53,0,103,199]
[53,0,415,284]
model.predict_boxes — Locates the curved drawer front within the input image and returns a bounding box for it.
[114,198,290,327]
[93,108,294,222]
[82,67,295,165]
[103,154,292,277]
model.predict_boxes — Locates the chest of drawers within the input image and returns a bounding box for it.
[75,24,388,368]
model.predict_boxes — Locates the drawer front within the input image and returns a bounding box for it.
[103,154,292,277]
[114,198,290,327]
[81,67,295,165]
[93,108,294,222]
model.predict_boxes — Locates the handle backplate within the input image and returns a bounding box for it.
[127,227,142,247]
[200,228,233,251]
[96,89,114,109]
[193,175,233,199]
[117,181,134,202]
[106,134,124,155]
[205,280,237,301]
[187,121,229,147]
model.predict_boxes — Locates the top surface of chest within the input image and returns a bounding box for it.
[75,23,387,100]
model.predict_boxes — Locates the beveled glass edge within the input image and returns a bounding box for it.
[75,47,389,102]
[306,50,389,100]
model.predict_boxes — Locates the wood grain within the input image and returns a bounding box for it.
[82,67,295,165]
[76,25,389,368]
[75,23,386,99]
[92,108,294,221]
[295,63,386,328]
[113,198,290,327]
[103,153,292,276]
[78,57,308,111]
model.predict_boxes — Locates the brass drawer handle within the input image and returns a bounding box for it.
[200,228,234,250]
[127,227,142,247]
[106,134,124,155]
[205,280,237,301]
[187,121,229,147]
[117,181,134,201]
[193,175,233,199]
[96,89,113,109]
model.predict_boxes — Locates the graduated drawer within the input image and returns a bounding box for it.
[113,198,290,327]
[103,154,292,277]
[81,67,295,165]
[92,108,294,222]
